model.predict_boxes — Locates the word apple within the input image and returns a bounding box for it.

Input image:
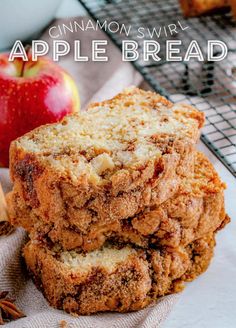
[0,53,80,167]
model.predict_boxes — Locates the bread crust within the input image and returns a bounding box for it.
[179,0,229,17]
[8,152,227,252]
[9,145,194,224]
[23,233,215,315]
[8,88,203,234]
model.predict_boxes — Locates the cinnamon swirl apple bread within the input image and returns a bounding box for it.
[7,87,230,317]
[7,87,204,242]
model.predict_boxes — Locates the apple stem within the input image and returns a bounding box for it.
[20,45,31,77]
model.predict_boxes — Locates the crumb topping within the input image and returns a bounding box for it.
[15,87,202,182]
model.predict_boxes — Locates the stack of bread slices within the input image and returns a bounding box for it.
[7,87,229,315]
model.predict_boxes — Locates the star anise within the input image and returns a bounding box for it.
[0,291,25,325]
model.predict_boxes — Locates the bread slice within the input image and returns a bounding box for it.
[117,151,228,249]
[8,87,204,237]
[23,233,215,315]
[8,152,228,251]
[179,0,230,16]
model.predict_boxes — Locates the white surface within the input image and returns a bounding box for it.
[163,141,236,328]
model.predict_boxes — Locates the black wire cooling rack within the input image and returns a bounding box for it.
[79,0,236,177]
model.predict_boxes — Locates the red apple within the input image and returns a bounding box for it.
[0,53,80,167]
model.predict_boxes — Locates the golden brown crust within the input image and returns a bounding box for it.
[7,148,193,245]
[179,0,230,16]
[9,131,194,226]
[23,233,215,315]
[8,152,227,252]
[8,88,204,235]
